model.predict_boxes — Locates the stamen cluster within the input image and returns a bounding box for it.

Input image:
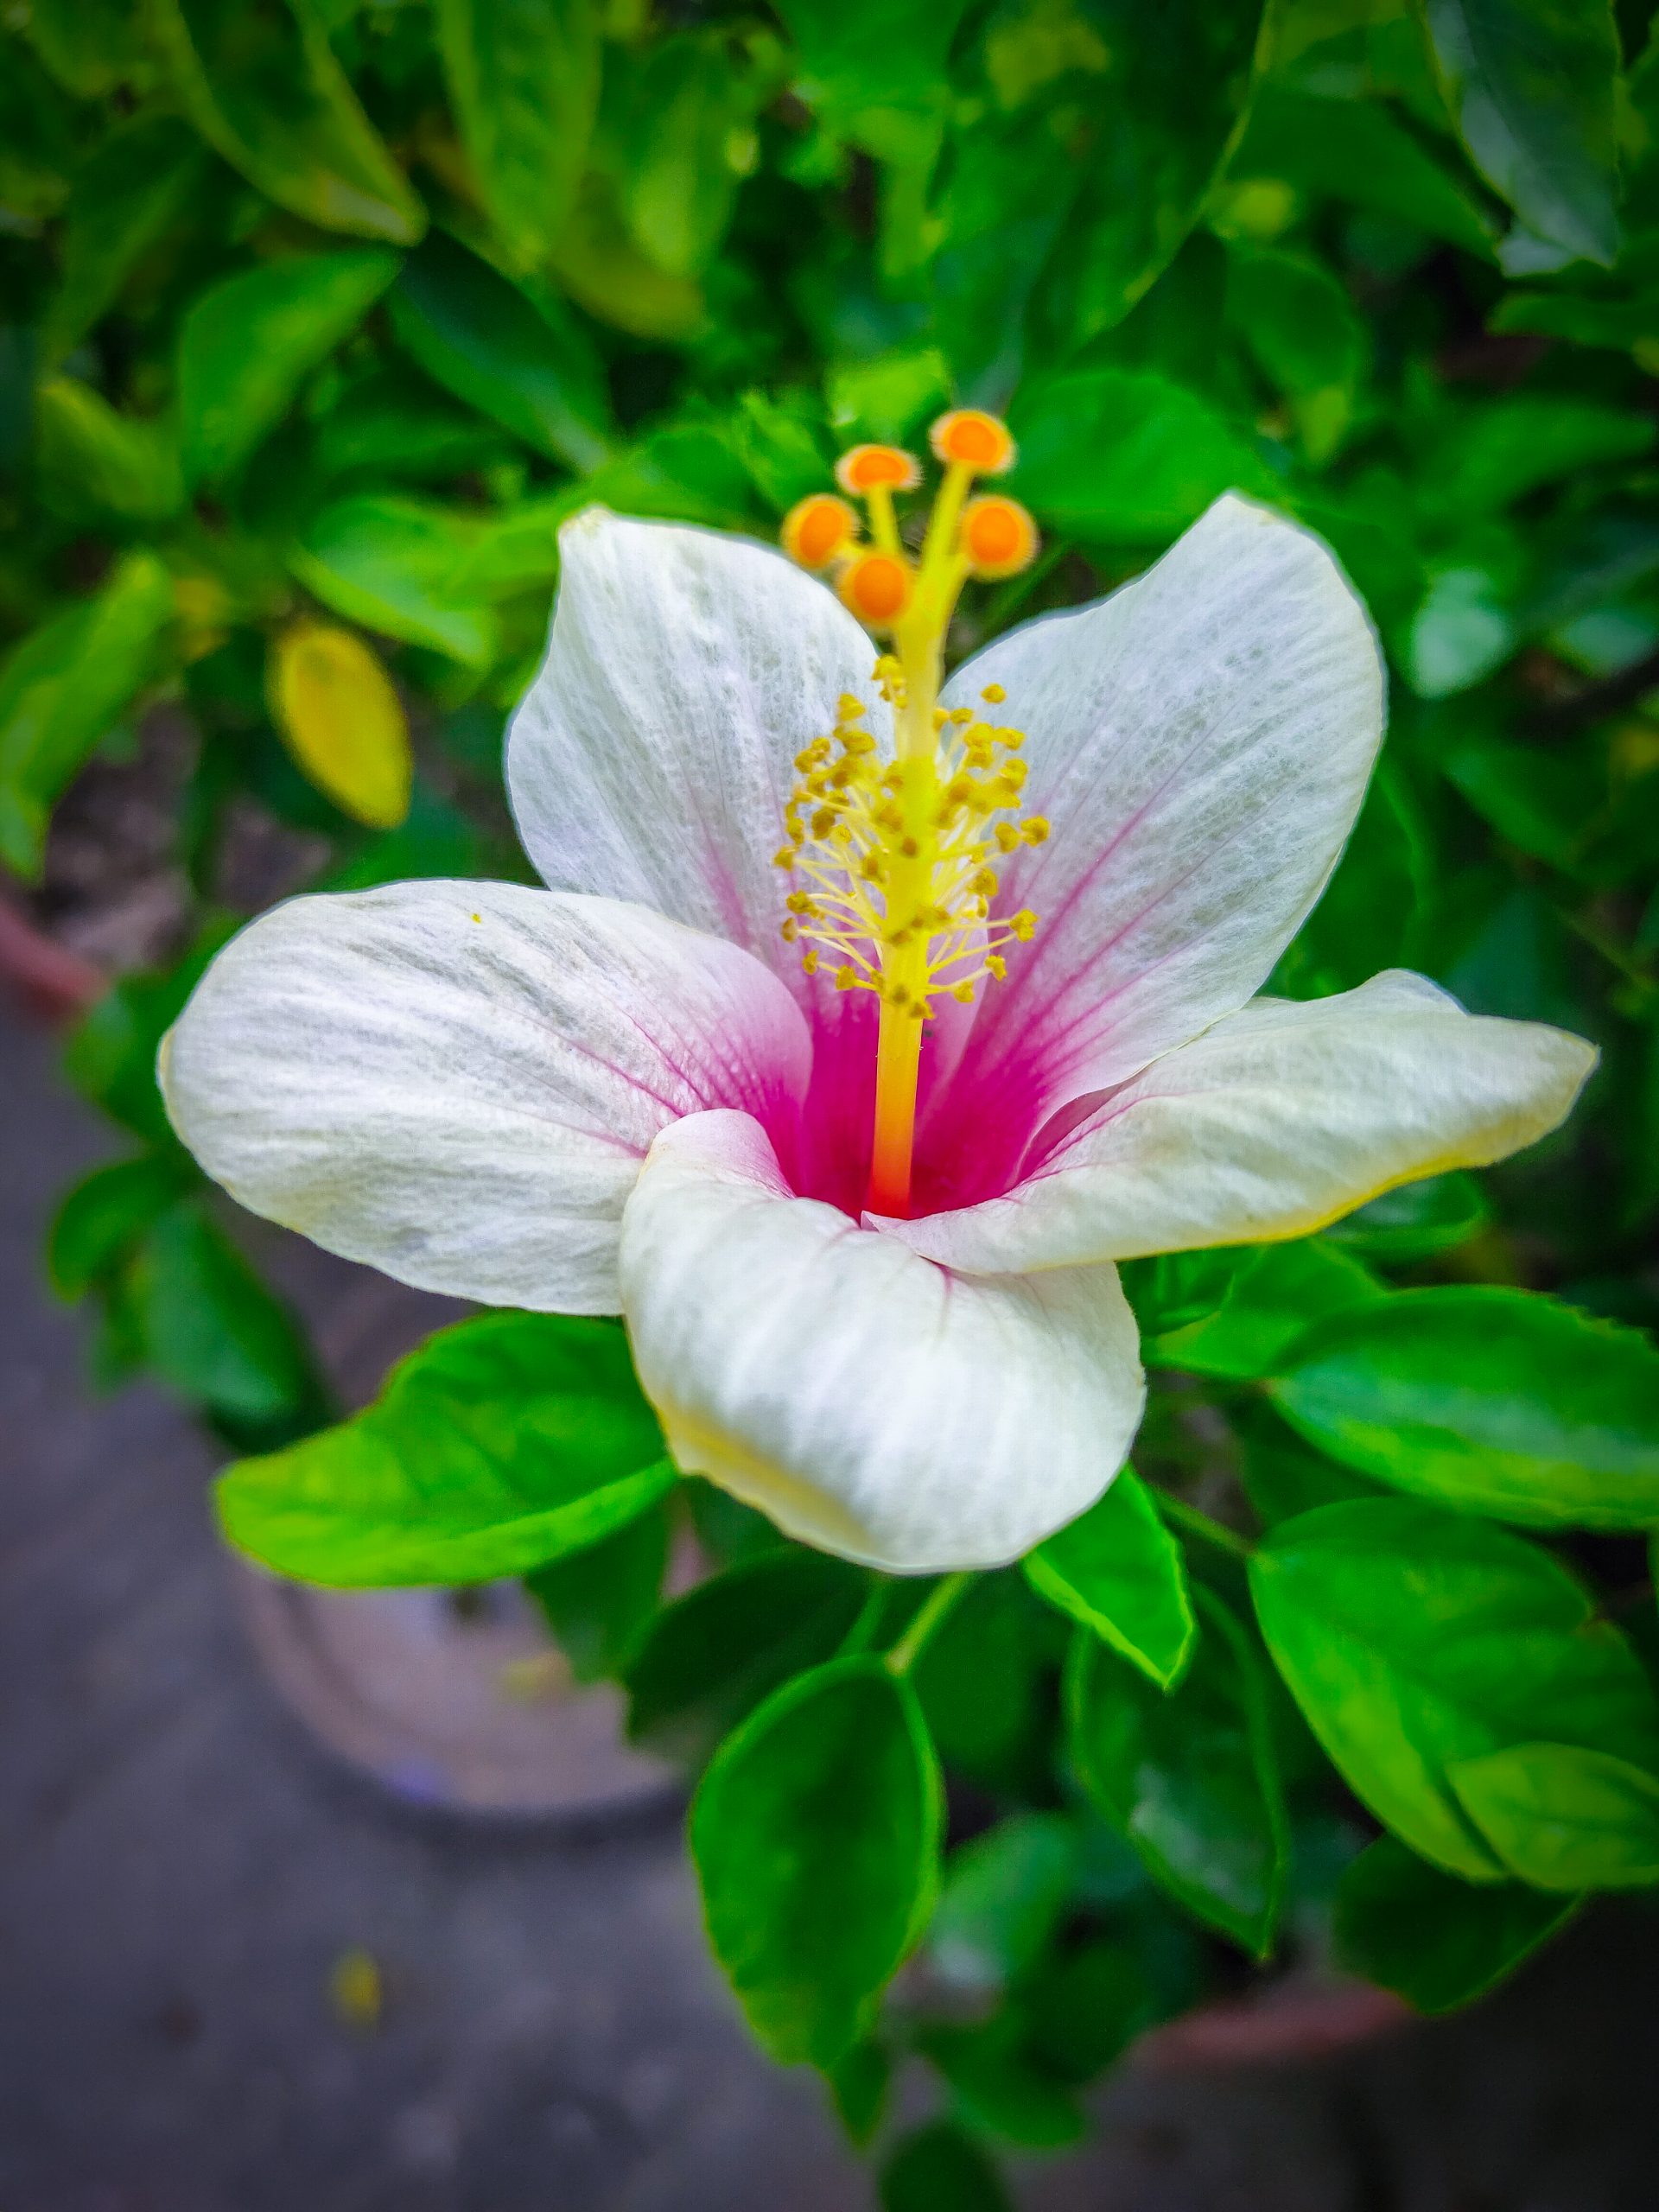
[774,671,1046,1017]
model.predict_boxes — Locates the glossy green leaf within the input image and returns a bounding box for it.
[1268,1289,1659,1530]
[1010,368,1275,541]
[1421,0,1621,265]
[1325,1172,1491,1261]
[624,1549,868,1768]
[1068,1589,1288,1955]
[34,378,184,523]
[43,117,209,360]
[26,0,148,97]
[153,0,424,244]
[918,2015,1086,2148]
[524,1497,669,1682]
[1225,240,1366,461]
[880,2121,1013,2212]
[127,1199,328,1442]
[1030,0,1267,362]
[1407,564,1515,697]
[827,2037,892,2146]
[1421,397,1654,519]
[48,1154,193,1300]
[217,1313,673,1585]
[1026,1468,1196,1689]
[433,0,600,270]
[1249,1498,1659,1879]
[1236,1407,1382,1527]
[1449,1742,1659,1890]
[290,495,499,666]
[178,248,402,486]
[690,1655,942,2068]
[1332,1834,1579,2012]
[0,551,175,878]
[389,232,611,471]
[927,1812,1080,1995]
[1146,1240,1385,1382]
[615,33,773,281]
[1229,84,1496,253]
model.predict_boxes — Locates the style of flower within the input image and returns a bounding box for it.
[161,411,1596,1573]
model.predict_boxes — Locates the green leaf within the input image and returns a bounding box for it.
[1236,1407,1382,1527]
[1421,397,1654,518]
[524,1498,669,1682]
[917,2016,1086,2148]
[690,1655,942,2069]
[1249,1498,1659,1880]
[1229,84,1496,254]
[389,232,612,472]
[433,0,600,271]
[290,495,499,666]
[1443,734,1604,871]
[0,552,175,879]
[217,1313,673,1585]
[880,2121,1013,2212]
[1266,1289,1659,1531]
[826,2038,892,2146]
[1022,1937,1154,2082]
[43,117,210,361]
[127,1200,328,1443]
[35,378,184,523]
[152,0,425,244]
[624,1548,867,1768]
[25,0,148,97]
[1010,368,1275,542]
[1067,1588,1288,1955]
[1025,1469,1196,1689]
[1448,1742,1659,1890]
[178,248,403,486]
[927,1811,1081,1995]
[1407,565,1515,697]
[48,1154,192,1300]
[1421,0,1621,265]
[613,32,773,281]
[1332,1834,1578,2012]
[1224,240,1366,462]
[1145,1239,1385,1382]
[1325,1172,1491,1261]
[1030,0,1267,361]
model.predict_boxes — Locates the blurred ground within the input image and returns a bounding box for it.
[3,998,1658,2212]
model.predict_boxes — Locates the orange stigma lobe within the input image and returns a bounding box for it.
[837,550,912,628]
[930,409,1016,474]
[961,495,1038,579]
[782,492,858,571]
[835,444,922,494]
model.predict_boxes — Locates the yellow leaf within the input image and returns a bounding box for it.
[269,620,412,829]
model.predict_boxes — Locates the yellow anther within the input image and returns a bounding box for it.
[1023,817,1050,844]
[837,693,867,721]
[836,964,857,990]
[981,683,1007,704]
[783,493,859,571]
[961,495,1039,580]
[1011,909,1038,940]
[948,705,975,724]
[930,410,1016,475]
[802,950,819,975]
[953,982,975,1003]
[773,847,796,868]
[835,444,922,494]
[837,550,913,630]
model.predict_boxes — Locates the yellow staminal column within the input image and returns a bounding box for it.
[781,416,1038,1221]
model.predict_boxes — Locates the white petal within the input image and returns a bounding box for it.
[619,1111,1144,1573]
[890,972,1597,1274]
[507,508,891,987]
[931,493,1385,1144]
[162,881,810,1313]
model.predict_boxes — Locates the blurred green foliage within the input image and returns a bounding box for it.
[6,0,1659,2194]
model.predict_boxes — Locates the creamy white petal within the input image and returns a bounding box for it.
[619,1110,1144,1573]
[162,881,810,1313]
[507,507,892,987]
[888,973,1596,1274]
[929,493,1385,1146]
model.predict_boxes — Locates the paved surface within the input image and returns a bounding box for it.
[3,999,1658,2210]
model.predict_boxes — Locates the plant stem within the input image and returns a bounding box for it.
[1153,1489,1255,1561]
[838,1579,889,1657]
[886,1572,972,1675]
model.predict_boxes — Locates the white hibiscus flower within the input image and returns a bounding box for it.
[161,410,1595,1573]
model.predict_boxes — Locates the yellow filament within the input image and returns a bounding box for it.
[779,416,1041,1217]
